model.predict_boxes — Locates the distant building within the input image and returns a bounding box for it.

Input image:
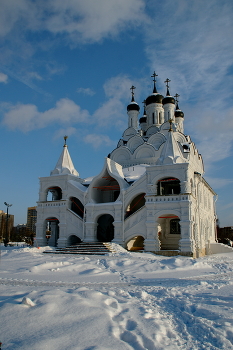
[0,209,14,242]
[36,73,218,257]
[27,207,37,235]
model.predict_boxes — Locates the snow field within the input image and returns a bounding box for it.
[1,246,233,349]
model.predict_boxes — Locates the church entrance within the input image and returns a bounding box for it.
[158,214,181,250]
[97,214,114,242]
[45,218,59,247]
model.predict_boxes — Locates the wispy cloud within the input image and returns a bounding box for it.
[0,0,146,44]
[77,87,95,96]
[141,0,233,167]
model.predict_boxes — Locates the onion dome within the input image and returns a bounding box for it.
[127,101,140,112]
[175,108,184,118]
[162,95,175,105]
[139,116,147,124]
[162,78,175,105]
[145,71,164,106]
[145,93,164,105]
[174,93,184,118]
[127,85,140,112]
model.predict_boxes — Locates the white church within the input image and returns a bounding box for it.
[36,73,218,257]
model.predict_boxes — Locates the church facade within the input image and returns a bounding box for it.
[36,74,217,257]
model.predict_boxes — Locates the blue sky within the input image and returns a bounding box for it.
[0,0,233,227]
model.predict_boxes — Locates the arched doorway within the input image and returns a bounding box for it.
[45,217,59,247]
[126,236,144,251]
[97,214,114,242]
[158,214,181,250]
[67,235,82,246]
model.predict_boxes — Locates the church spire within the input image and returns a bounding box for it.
[50,136,79,176]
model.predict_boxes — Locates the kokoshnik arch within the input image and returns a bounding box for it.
[36,73,217,257]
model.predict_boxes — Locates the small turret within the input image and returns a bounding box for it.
[162,78,175,122]
[145,72,164,127]
[174,93,184,133]
[139,100,147,134]
[127,85,140,129]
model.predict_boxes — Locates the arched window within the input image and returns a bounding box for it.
[47,187,62,201]
[157,178,180,195]
[170,219,181,234]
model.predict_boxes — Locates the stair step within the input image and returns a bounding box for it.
[43,242,115,255]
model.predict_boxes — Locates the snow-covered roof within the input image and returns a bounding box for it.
[123,164,148,181]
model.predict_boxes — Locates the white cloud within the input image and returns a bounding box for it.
[83,134,115,149]
[2,98,90,132]
[0,0,146,43]
[42,0,146,43]
[0,72,8,83]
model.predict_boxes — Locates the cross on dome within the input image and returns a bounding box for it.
[130,85,136,102]
[174,93,180,109]
[151,71,158,93]
[164,78,171,96]
[174,93,180,103]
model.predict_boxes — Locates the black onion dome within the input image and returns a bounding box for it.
[162,96,175,105]
[139,116,147,124]
[175,109,184,118]
[145,93,164,106]
[127,101,140,112]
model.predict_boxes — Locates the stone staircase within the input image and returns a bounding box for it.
[43,242,115,256]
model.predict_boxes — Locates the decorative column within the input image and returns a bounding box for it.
[144,221,161,252]
[112,221,124,245]
[57,222,67,248]
[179,220,195,256]
[35,222,47,246]
[144,196,160,252]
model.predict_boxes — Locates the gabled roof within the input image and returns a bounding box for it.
[156,128,186,165]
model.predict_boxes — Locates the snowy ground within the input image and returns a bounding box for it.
[1,245,233,350]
